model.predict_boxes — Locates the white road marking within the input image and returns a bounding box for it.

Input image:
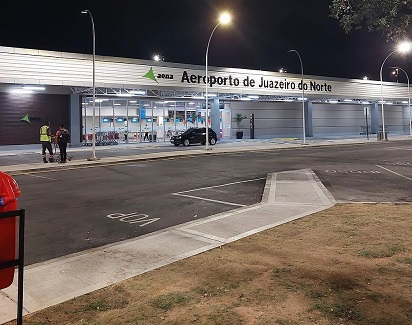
[376,165,412,182]
[22,173,57,180]
[176,177,266,194]
[384,146,412,151]
[173,193,246,207]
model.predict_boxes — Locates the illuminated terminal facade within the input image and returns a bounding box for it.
[0,46,411,146]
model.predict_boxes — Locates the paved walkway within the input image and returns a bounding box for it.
[0,135,410,323]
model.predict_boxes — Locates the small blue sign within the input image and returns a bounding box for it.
[175,118,180,123]
[131,118,139,123]
[116,118,124,122]
[140,108,146,119]
[102,118,110,123]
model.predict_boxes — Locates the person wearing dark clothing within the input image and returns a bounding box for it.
[143,124,149,141]
[40,121,54,163]
[55,124,70,163]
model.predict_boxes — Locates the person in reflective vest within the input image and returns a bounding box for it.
[39,121,54,163]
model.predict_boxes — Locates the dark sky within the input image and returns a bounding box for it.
[0,0,410,82]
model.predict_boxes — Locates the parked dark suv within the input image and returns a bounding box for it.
[170,127,218,146]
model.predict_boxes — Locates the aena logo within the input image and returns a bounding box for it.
[143,68,174,83]
[21,114,31,123]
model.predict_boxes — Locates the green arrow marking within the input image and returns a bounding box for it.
[21,114,31,123]
[143,67,158,83]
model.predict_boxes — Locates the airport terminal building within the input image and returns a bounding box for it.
[0,46,411,146]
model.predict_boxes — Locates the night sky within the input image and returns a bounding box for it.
[0,0,410,82]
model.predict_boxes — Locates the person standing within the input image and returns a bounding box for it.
[55,124,70,163]
[40,121,54,163]
[143,124,149,141]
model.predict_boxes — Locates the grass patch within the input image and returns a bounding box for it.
[150,291,191,311]
[396,257,412,265]
[312,300,363,321]
[83,300,109,311]
[358,244,405,258]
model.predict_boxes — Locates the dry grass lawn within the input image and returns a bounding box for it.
[8,203,412,325]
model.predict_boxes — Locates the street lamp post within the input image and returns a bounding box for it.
[81,9,98,160]
[379,42,412,140]
[390,66,412,136]
[287,49,306,144]
[205,12,231,150]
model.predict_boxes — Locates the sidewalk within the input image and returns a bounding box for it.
[0,134,410,324]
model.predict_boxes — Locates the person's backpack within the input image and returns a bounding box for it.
[60,129,70,143]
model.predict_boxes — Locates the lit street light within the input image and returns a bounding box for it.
[81,9,98,160]
[389,66,412,136]
[153,54,164,61]
[379,41,411,140]
[287,49,306,144]
[205,11,232,150]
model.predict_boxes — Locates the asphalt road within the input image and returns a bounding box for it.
[11,141,412,265]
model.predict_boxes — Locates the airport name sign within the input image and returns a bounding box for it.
[180,70,332,92]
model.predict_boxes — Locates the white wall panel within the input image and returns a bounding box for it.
[0,46,410,101]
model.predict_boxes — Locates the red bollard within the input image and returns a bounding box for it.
[0,171,21,289]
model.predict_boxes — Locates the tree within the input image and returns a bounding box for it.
[330,0,412,40]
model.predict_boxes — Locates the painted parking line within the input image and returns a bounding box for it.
[22,173,57,180]
[173,193,247,207]
[172,177,266,207]
[376,165,412,182]
[384,146,412,151]
[176,177,266,194]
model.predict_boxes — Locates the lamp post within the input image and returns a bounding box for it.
[81,9,98,160]
[205,12,231,150]
[390,66,412,136]
[287,49,306,144]
[379,42,411,140]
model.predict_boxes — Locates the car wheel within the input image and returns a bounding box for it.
[210,138,216,145]
[183,139,190,146]
[174,143,180,146]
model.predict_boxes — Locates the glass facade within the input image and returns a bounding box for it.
[81,98,214,144]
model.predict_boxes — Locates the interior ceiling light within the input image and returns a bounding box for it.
[240,97,252,101]
[10,89,34,94]
[23,86,45,91]
[343,99,353,102]
[329,100,339,104]
[401,101,408,104]
[129,90,146,95]
[248,95,259,99]
[361,101,370,104]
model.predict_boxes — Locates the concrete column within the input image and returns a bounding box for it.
[211,97,220,136]
[305,101,313,137]
[370,103,379,134]
[70,94,82,147]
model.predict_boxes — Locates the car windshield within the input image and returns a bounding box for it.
[182,128,195,136]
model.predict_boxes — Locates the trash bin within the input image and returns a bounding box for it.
[149,133,157,142]
[0,171,21,289]
[377,131,388,141]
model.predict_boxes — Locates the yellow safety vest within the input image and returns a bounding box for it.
[40,125,51,142]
